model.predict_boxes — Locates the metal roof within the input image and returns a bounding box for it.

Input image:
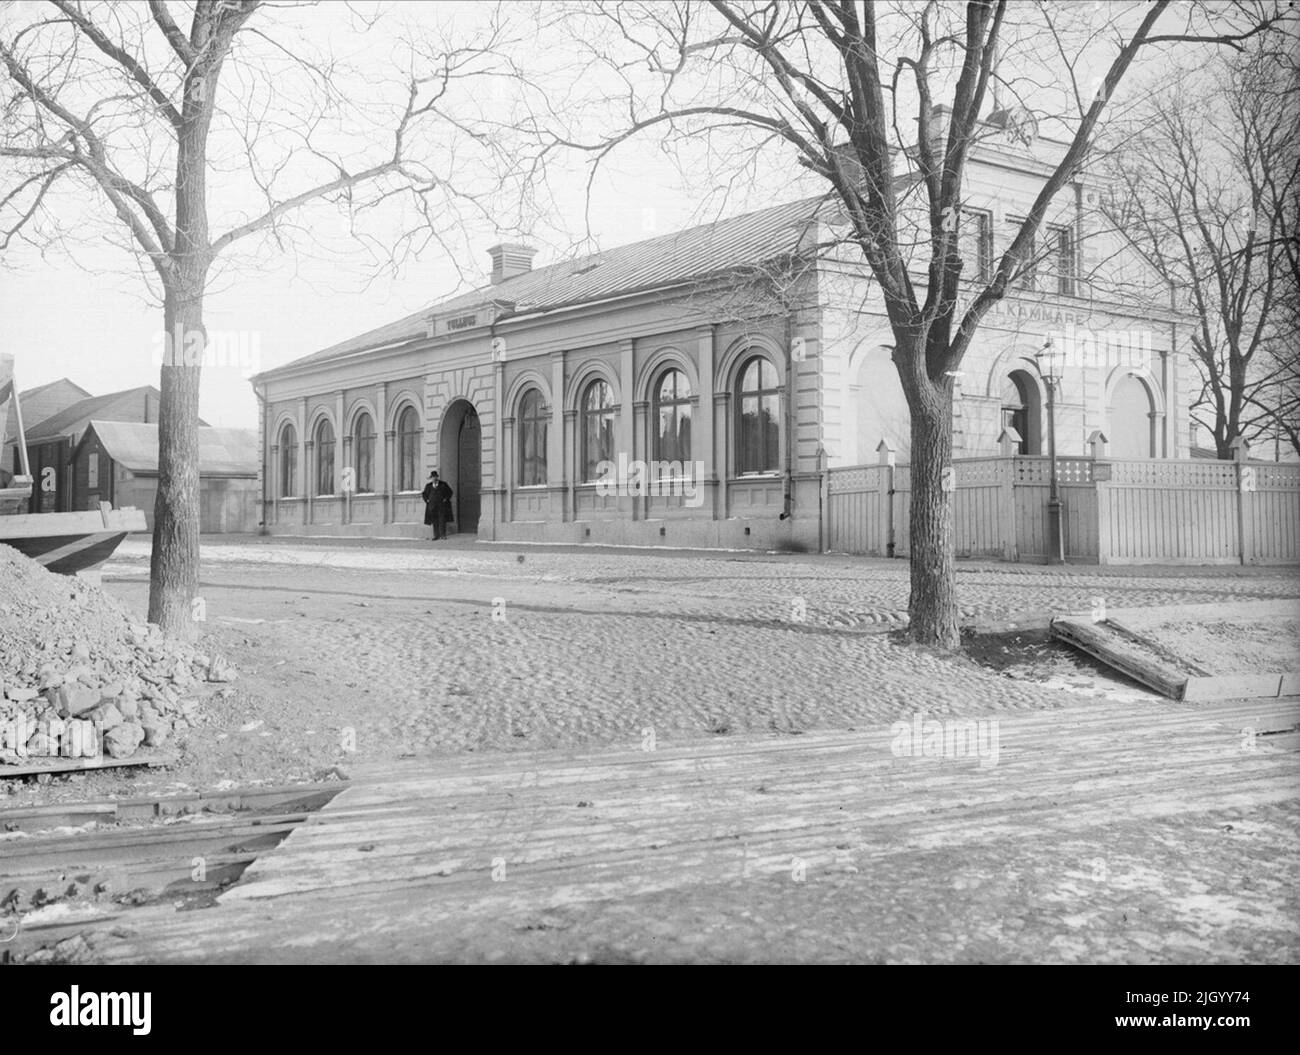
[258,195,831,379]
[87,421,258,477]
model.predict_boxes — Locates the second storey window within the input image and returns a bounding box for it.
[1009,216,1035,291]
[737,355,780,475]
[315,419,335,496]
[397,405,421,492]
[1050,224,1076,295]
[960,209,994,283]
[519,388,548,486]
[581,379,615,483]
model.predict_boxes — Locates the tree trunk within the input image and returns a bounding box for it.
[907,387,959,649]
[147,282,204,639]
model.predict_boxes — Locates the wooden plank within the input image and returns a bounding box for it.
[1,816,310,875]
[0,780,346,833]
[57,708,1300,962]
[0,751,175,779]
[1050,617,1187,698]
[8,693,1298,963]
[1181,674,1282,703]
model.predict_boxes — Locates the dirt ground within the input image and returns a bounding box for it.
[11,535,1295,807]
[5,536,1298,809]
[5,537,1300,964]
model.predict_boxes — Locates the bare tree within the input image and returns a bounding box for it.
[526,0,1287,648]
[0,0,535,638]
[1104,40,1299,458]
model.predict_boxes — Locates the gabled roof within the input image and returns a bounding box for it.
[258,195,830,379]
[24,386,164,443]
[84,421,257,477]
[2,377,91,445]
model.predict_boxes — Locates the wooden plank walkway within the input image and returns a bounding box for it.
[27,694,1300,963]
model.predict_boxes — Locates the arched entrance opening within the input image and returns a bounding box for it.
[1001,369,1042,455]
[438,400,481,533]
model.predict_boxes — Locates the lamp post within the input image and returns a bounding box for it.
[1035,337,1066,565]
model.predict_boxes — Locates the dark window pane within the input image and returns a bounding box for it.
[398,406,420,492]
[960,210,993,282]
[315,421,335,495]
[653,369,692,466]
[581,380,614,482]
[353,413,374,493]
[737,356,780,474]
[762,393,779,470]
[279,424,297,497]
[519,389,548,486]
[740,395,759,473]
[1056,226,1075,295]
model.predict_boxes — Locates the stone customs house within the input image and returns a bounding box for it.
[252,122,1192,552]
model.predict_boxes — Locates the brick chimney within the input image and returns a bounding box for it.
[487,243,536,284]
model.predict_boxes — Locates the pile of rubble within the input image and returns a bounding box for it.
[0,544,234,766]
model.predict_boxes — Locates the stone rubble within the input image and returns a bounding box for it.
[0,543,234,766]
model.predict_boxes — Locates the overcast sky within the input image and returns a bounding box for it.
[0,0,1197,430]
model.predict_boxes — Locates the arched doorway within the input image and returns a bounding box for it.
[1001,369,1042,454]
[439,400,481,533]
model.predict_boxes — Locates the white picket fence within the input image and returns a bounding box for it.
[826,448,1300,565]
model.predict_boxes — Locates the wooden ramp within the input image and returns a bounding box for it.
[1052,600,1300,701]
[27,693,1298,964]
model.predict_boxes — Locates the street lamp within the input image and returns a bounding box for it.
[1035,336,1066,565]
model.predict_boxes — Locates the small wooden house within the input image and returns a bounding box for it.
[74,421,259,533]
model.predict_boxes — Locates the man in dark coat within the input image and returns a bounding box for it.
[422,470,453,540]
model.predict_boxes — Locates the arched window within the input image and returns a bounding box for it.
[278,423,298,498]
[737,355,780,474]
[352,412,375,493]
[397,405,421,492]
[847,343,910,463]
[580,378,615,483]
[1109,374,1155,458]
[653,368,692,467]
[314,418,335,496]
[518,388,548,486]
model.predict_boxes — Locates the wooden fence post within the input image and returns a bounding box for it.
[877,439,895,557]
[1233,436,1255,565]
[1089,430,1110,565]
[997,427,1020,562]
[818,446,829,554]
